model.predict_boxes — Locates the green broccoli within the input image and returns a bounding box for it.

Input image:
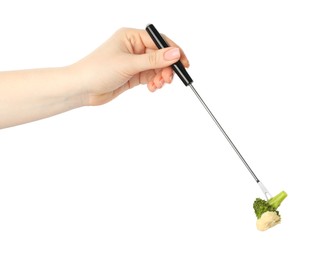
[253,191,287,231]
[254,190,287,218]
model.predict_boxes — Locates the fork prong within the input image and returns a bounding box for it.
[258,181,272,200]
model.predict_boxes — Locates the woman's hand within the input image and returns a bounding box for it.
[72,27,189,106]
[0,27,189,129]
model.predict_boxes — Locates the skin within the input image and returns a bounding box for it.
[0,27,189,129]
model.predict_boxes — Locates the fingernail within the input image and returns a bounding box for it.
[169,73,174,83]
[148,82,156,92]
[158,78,164,88]
[164,48,180,61]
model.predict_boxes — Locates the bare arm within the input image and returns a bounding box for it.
[0,27,189,129]
[0,67,82,128]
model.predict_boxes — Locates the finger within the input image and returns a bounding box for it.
[127,47,180,74]
[161,35,190,68]
[161,67,174,83]
[147,81,157,92]
[130,29,190,67]
[153,75,164,89]
[139,69,158,85]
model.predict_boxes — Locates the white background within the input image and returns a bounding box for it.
[0,0,315,259]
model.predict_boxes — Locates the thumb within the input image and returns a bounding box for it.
[129,47,180,73]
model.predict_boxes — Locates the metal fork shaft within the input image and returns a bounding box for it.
[188,84,260,182]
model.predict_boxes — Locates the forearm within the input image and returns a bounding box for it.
[0,66,84,129]
[0,28,188,129]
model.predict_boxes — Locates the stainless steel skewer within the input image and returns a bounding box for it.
[188,84,271,200]
[146,24,272,200]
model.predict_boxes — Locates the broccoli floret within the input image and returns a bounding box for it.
[253,191,287,219]
[267,190,288,210]
[253,198,273,219]
[253,191,287,231]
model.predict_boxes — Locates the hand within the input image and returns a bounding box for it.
[0,27,190,129]
[72,27,189,106]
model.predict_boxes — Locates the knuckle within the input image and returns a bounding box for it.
[148,52,159,66]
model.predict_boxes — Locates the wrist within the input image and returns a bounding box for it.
[0,66,87,128]
[62,65,88,108]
